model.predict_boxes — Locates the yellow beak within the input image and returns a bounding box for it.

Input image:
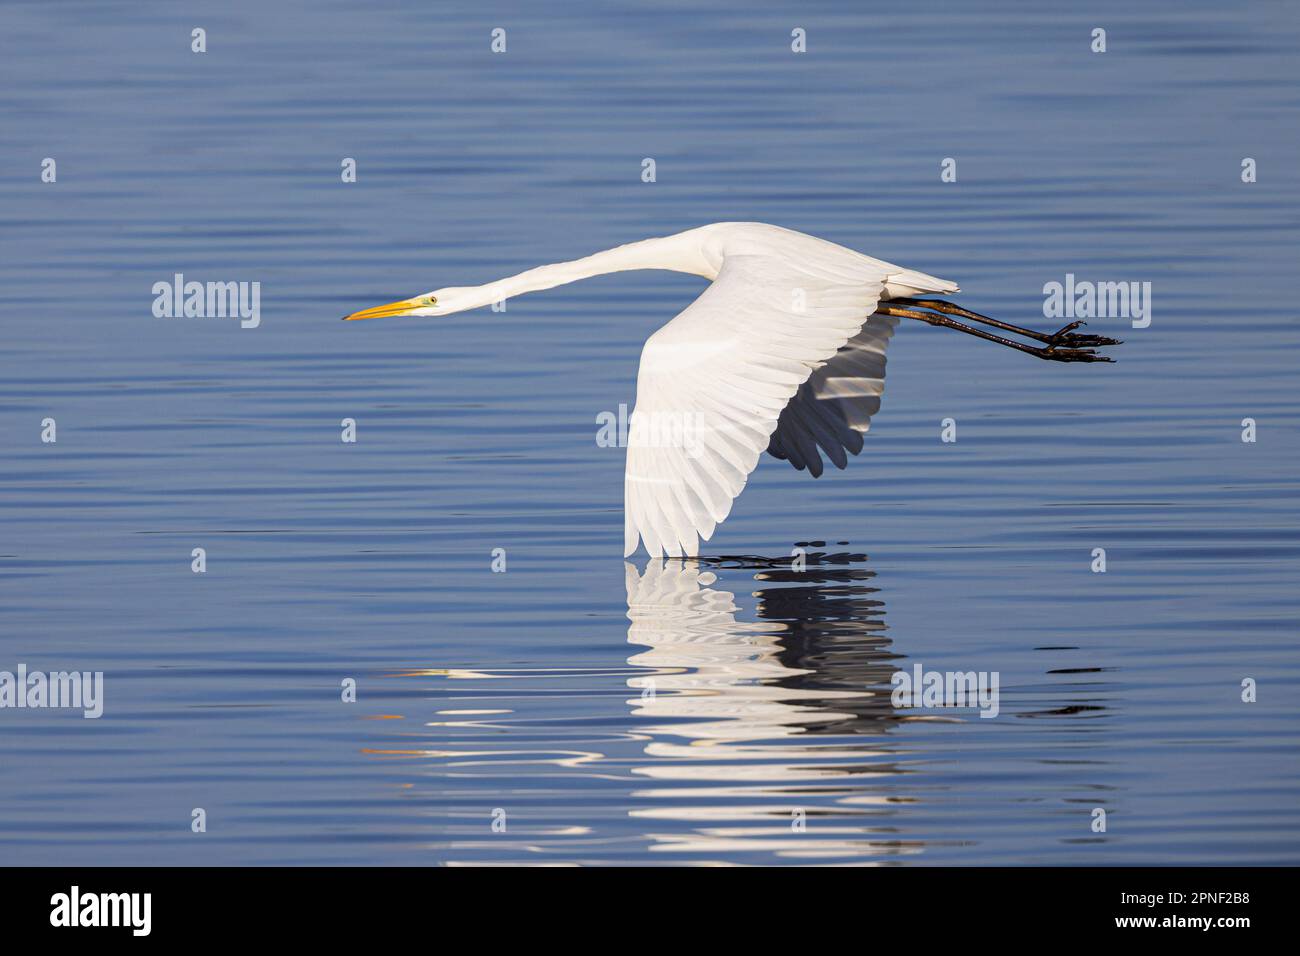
[341,296,424,321]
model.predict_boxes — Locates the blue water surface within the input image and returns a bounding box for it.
[1,0,1297,864]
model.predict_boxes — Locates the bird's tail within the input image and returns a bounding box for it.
[885,269,960,298]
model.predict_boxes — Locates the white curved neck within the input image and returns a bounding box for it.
[461,230,714,310]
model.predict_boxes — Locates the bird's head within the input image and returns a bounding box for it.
[342,287,484,321]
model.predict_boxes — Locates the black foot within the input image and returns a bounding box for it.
[1048,321,1123,349]
[1036,345,1116,363]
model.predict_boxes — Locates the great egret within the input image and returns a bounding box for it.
[344,222,1120,558]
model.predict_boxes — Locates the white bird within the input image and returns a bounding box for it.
[344,222,1119,558]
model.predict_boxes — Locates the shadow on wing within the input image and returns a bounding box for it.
[766,315,898,476]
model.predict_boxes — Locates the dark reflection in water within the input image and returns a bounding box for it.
[758,558,903,732]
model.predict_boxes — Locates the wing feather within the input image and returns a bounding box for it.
[624,253,887,557]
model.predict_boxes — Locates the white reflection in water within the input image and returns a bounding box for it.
[624,552,931,860]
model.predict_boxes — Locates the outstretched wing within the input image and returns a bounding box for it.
[624,254,886,558]
[765,315,898,477]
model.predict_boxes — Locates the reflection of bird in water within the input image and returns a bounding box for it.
[624,550,932,860]
[624,549,902,763]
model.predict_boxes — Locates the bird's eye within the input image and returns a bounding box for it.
[427,296,437,305]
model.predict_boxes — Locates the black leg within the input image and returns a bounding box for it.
[893,297,1124,348]
[877,305,1115,363]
